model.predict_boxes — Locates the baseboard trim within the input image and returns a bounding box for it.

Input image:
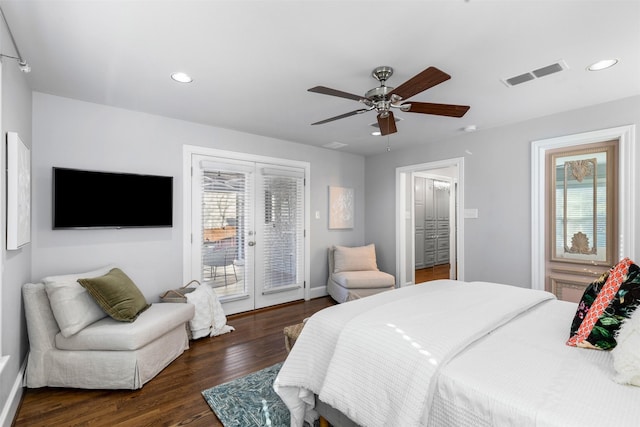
[310,285,328,299]
[0,356,26,427]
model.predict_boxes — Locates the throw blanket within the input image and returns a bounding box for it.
[185,284,234,339]
[275,280,555,427]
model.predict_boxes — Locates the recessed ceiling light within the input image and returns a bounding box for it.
[463,125,477,132]
[371,131,381,136]
[587,59,618,71]
[171,72,193,83]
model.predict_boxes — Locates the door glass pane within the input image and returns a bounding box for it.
[201,170,251,299]
[551,147,613,265]
[261,169,304,292]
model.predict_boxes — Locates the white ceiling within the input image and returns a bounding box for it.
[2,0,639,156]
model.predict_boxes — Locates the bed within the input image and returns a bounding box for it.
[274,279,640,427]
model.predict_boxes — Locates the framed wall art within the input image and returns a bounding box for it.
[7,131,31,250]
[329,186,354,229]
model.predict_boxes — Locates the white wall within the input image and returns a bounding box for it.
[366,95,640,288]
[0,39,33,427]
[32,93,366,299]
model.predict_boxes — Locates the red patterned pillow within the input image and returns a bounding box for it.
[567,258,634,349]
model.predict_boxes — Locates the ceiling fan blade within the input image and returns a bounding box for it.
[308,86,367,102]
[311,109,368,125]
[390,67,451,101]
[377,111,398,136]
[403,102,470,117]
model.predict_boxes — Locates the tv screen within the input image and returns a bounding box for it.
[53,167,173,229]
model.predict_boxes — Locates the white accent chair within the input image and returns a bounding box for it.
[327,244,396,303]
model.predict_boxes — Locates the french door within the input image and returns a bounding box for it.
[188,152,307,315]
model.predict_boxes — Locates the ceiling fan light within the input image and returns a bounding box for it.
[171,72,193,83]
[587,59,618,71]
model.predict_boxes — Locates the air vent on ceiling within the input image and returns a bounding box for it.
[502,60,569,87]
[505,72,535,86]
[323,141,348,149]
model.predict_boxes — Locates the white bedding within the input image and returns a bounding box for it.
[274,279,640,427]
[429,299,640,427]
[276,280,552,426]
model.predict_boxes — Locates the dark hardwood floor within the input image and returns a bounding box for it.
[415,263,451,283]
[13,296,336,427]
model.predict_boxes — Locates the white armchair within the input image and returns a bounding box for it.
[327,244,395,303]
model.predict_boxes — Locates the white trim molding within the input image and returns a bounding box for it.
[0,356,25,427]
[309,285,329,300]
[531,125,636,291]
[395,157,465,286]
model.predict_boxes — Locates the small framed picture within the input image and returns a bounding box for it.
[329,186,354,229]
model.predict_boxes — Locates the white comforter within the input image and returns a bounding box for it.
[429,299,640,427]
[274,280,555,427]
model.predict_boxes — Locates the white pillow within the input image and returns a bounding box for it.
[333,244,379,273]
[43,265,114,337]
[611,307,640,386]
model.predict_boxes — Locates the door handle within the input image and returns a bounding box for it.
[248,241,256,247]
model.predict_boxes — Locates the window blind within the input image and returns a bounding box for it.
[555,159,607,255]
[261,168,304,291]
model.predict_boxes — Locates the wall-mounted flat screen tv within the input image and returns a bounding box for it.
[53,167,173,229]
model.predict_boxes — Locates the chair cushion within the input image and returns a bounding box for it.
[43,265,113,337]
[333,244,379,273]
[332,270,395,289]
[55,303,194,351]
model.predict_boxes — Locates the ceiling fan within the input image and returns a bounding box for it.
[308,66,470,136]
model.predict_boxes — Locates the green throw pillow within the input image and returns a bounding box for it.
[78,268,150,322]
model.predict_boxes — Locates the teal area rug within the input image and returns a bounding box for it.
[202,362,290,427]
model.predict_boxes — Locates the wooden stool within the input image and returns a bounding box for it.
[283,321,306,352]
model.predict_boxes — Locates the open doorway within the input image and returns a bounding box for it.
[396,158,465,287]
[414,171,455,283]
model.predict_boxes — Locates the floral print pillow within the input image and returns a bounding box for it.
[569,270,610,335]
[568,259,640,350]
